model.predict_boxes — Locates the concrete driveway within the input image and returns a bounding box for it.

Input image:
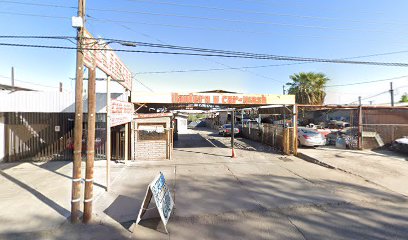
[298,146,408,196]
[1,128,407,239]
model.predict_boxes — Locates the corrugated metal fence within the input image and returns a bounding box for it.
[3,112,106,162]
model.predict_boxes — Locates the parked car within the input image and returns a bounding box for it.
[298,127,326,147]
[219,124,240,136]
[326,127,358,147]
[391,137,408,154]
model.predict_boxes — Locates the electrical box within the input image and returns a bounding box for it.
[71,16,83,28]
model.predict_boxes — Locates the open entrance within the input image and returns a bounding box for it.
[131,90,297,160]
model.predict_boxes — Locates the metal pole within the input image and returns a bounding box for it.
[11,67,14,87]
[71,0,85,224]
[358,106,363,150]
[292,105,298,155]
[83,67,96,223]
[106,76,111,191]
[358,96,362,106]
[390,82,394,107]
[231,110,236,158]
[59,82,63,92]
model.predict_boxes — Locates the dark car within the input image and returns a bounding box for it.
[391,137,408,154]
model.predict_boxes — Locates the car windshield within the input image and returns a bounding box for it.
[301,129,320,135]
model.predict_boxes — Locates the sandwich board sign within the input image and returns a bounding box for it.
[134,172,174,233]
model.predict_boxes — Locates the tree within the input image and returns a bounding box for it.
[286,72,329,104]
[400,93,408,103]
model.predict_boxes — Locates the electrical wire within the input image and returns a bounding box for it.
[1,38,408,67]
[1,10,407,44]
[0,74,59,88]
[326,75,408,87]
[122,0,402,26]
[2,0,407,32]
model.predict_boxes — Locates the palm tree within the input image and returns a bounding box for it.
[286,72,329,104]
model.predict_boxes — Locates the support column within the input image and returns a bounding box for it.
[358,106,363,150]
[124,122,129,161]
[106,76,111,191]
[292,105,298,155]
[83,67,96,223]
[231,110,236,158]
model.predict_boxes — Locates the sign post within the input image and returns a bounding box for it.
[133,172,174,234]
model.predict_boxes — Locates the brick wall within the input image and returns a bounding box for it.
[135,140,167,160]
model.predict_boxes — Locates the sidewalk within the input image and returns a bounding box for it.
[1,129,408,239]
[298,146,408,196]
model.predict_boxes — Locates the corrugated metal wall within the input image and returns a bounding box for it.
[2,112,107,162]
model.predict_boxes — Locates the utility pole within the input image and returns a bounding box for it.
[390,82,394,107]
[282,85,286,95]
[83,67,96,223]
[358,96,362,106]
[11,67,14,86]
[59,82,63,92]
[71,0,85,224]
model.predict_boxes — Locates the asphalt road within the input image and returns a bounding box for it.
[1,128,407,240]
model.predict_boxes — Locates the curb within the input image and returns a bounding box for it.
[296,152,336,169]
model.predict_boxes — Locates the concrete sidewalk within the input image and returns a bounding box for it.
[1,129,408,239]
[298,146,408,196]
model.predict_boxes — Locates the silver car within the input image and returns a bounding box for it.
[298,127,326,147]
[219,124,240,136]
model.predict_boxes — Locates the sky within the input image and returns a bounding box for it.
[1,0,408,105]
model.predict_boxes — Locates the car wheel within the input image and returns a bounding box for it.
[297,140,302,147]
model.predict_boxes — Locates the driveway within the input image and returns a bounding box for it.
[1,128,407,239]
[298,146,408,196]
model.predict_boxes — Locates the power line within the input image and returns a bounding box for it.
[123,0,402,26]
[1,39,408,67]
[133,77,154,92]
[3,1,404,33]
[0,74,59,88]
[1,10,407,44]
[326,75,408,87]
[135,50,408,75]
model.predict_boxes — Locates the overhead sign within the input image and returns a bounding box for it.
[134,172,174,233]
[82,30,132,90]
[110,99,134,127]
[132,92,296,105]
[134,113,173,119]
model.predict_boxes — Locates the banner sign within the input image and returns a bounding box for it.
[134,113,173,119]
[132,92,295,105]
[134,172,174,233]
[110,99,134,127]
[83,30,132,90]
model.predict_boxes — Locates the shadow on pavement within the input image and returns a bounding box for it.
[0,170,70,218]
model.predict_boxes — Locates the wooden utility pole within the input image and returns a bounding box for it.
[106,76,111,191]
[71,0,85,224]
[83,67,96,223]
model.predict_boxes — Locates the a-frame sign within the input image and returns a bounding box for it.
[132,172,174,234]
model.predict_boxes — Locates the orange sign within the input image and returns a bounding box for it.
[172,93,267,105]
[132,92,295,105]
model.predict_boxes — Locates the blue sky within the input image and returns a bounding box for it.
[1,0,408,104]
